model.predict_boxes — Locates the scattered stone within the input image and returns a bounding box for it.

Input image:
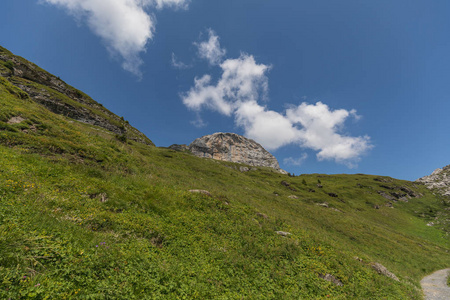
[89,193,108,202]
[308,188,316,193]
[168,144,189,151]
[288,195,299,199]
[331,208,343,213]
[316,202,329,208]
[273,192,279,196]
[239,166,250,172]
[317,184,323,188]
[354,256,363,262]
[427,222,434,227]
[371,263,399,281]
[374,177,393,183]
[398,186,420,198]
[390,191,406,199]
[328,193,338,198]
[374,205,380,209]
[276,231,291,237]
[99,193,108,203]
[319,273,344,286]
[377,191,396,201]
[385,202,393,208]
[379,185,394,190]
[189,189,212,197]
[281,180,290,187]
[7,116,25,124]
[256,212,268,219]
[188,132,287,174]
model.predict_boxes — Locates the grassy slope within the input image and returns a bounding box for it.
[0,46,153,146]
[0,69,449,299]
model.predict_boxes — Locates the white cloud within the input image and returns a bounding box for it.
[286,102,372,165]
[284,154,308,166]
[195,29,227,65]
[43,0,189,77]
[171,53,191,69]
[182,32,373,166]
[154,0,190,9]
[182,53,269,116]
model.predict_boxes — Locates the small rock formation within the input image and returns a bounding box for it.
[188,189,212,197]
[417,165,450,197]
[371,263,399,281]
[275,231,291,237]
[168,144,189,151]
[256,212,269,219]
[188,132,287,174]
[7,116,25,124]
[319,273,344,286]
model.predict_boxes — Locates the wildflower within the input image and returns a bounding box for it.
[35,283,40,287]
[96,245,98,247]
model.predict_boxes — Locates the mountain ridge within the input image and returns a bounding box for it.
[0,46,153,146]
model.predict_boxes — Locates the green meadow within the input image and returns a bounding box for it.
[0,49,449,299]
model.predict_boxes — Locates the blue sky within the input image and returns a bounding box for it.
[1,0,449,180]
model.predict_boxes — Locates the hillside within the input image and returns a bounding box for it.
[0,46,449,299]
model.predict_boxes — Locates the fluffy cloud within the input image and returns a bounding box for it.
[195,29,227,65]
[284,154,308,166]
[285,102,371,164]
[43,0,189,76]
[182,32,372,166]
[182,54,269,116]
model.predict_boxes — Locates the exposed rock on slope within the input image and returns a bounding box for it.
[188,132,287,174]
[416,165,450,196]
[0,46,153,146]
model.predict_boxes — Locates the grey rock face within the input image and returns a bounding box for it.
[417,165,450,197]
[189,132,287,174]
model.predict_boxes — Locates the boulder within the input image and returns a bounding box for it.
[189,189,212,197]
[371,263,399,281]
[189,133,287,174]
[319,273,344,286]
[275,231,291,237]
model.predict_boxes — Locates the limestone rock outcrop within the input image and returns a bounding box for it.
[416,165,450,196]
[188,132,287,174]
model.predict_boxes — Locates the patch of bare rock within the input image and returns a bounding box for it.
[171,133,287,174]
[188,189,212,197]
[7,116,25,124]
[417,165,450,197]
[371,262,399,281]
[319,273,344,286]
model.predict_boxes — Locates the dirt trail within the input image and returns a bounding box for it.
[420,268,450,300]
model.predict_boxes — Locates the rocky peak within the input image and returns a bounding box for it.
[188,132,287,174]
[0,46,153,146]
[416,165,450,196]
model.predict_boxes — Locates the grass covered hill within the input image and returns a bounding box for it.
[0,46,449,299]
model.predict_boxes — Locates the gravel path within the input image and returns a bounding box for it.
[420,268,450,300]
